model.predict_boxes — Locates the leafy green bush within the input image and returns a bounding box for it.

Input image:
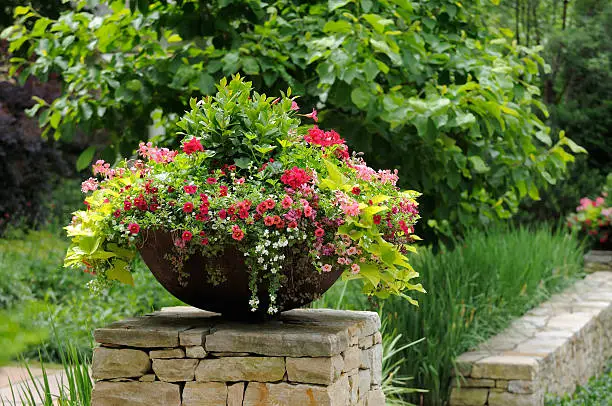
[320,225,584,404]
[1,0,583,237]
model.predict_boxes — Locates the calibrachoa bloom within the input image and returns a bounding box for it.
[64,76,424,315]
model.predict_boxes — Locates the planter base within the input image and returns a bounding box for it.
[92,307,385,406]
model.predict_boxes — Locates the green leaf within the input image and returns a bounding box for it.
[107,260,134,285]
[195,73,215,95]
[49,111,61,129]
[351,87,371,109]
[528,183,540,201]
[76,146,96,171]
[468,156,490,173]
[359,263,381,287]
[329,0,353,11]
[234,157,251,169]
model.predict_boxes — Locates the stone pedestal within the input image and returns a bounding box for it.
[584,250,612,273]
[91,307,385,406]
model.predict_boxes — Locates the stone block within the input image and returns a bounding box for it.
[348,371,359,404]
[209,352,251,357]
[451,378,495,388]
[152,359,198,382]
[92,348,151,380]
[374,332,382,344]
[182,382,227,406]
[282,309,381,337]
[358,335,374,349]
[179,327,211,346]
[243,379,348,406]
[508,379,535,394]
[448,387,489,406]
[94,317,195,348]
[149,348,185,359]
[185,346,207,358]
[227,382,245,406]
[495,379,508,389]
[205,323,349,357]
[358,369,371,399]
[343,346,361,372]
[91,382,180,406]
[196,357,285,382]
[488,391,542,406]
[471,356,539,380]
[139,374,156,382]
[452,352,490,377]
[366,388,385,406]
[367,344,382,385]
[286,355,343,385]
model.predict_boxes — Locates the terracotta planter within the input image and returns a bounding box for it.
[137,229,342,318]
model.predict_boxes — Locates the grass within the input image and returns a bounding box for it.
[319,225,585,405]
[546,360,612,405]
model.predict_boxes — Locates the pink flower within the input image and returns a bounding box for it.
[595,197,605,207]
[207,177,217,184]
[184,185,197,194]
[342,201,360,217]
[347,246,358,256]
[81,177,99,193]
[128,223,140,234]
[182,138,204,155]
[322,264,332,273]
[219,185,228,197]
[183,202,194,213]
[304,108,318,122]
[351,263,360,274]
[281,196,293,209]
[291,101,299,111]
[232,225,245,241]
[315,228,325,237]
[234,177,245,184]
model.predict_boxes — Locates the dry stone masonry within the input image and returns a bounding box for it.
[584,250,612,273]
[449,271,612,406]
[91,307,385,406]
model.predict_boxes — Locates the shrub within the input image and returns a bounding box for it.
[1,0,583,237]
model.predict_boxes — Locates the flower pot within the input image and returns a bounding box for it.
[138,229,342,318]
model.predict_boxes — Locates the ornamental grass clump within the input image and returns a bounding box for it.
[64,76,423,314]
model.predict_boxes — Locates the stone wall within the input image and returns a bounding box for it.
[449,271,612,406]
[91,307,385,406]
[584,250,612,273]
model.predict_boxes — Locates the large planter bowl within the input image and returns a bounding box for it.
[138,229,342,318]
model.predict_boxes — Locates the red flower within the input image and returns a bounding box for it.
[167,186,175,193]
[351,187,361,195]
[238,208,249,220]
[304,126,345,147]
[265,199,276,210]
[264,216,275,226]
[128,223,140,235]
[232,225,245,241]
[200,193,209,203]
[149,203,159,212]
[206,177,217,184]
[124,200,132,211]
[219,185,228,197]
[182,138,204,155]
[199,205,209,215]
[184,185,197,194]
[183,202,194,213]
[182,230,193,241]
[113,209,121,218]
[201,238,209,245]
[373,215,382,225]
[219,209,228,220]
[288,221,298,229]
[195,213,207,221]
[280,167,312,189]
[315,228,325,237]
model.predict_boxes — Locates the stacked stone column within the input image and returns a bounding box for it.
[91,307,385,406]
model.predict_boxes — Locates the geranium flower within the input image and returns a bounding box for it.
[281,167,312,189]
[182,138,204,155]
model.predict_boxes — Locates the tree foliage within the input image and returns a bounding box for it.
[1,0,582,236]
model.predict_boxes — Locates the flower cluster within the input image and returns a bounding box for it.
[65,76,423,314]
[567,192,612,249]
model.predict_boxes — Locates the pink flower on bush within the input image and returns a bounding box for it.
[351,264,360,274]
[184,185,197,194]
[321,264,332,273]
[81,177,99,193]
[291,101,299,111]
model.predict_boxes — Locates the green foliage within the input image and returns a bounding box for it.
[546,360,612,406]
[319,225,584,404]
[1,343,92,406]
[0,227,180,362]
[0,0,582,237]
[0,304,47,365]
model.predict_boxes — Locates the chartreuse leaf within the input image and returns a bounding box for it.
[358,263,381,287]
[107,260,134,286]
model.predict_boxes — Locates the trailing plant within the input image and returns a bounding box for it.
[63,76,423,314]
[1,0,583,237]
